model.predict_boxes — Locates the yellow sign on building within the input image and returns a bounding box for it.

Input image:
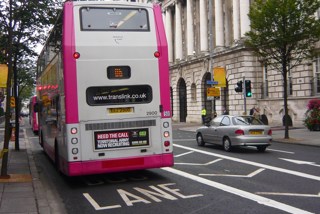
[207,87,220,97]
[0,64,8,88]
[213,67,226,87]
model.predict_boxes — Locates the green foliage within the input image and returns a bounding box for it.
[245,0,320,72]
[0,0,63,60]
[0,0,63,98]
[245,0,320,137]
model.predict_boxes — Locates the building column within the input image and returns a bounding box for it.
[186,0,194,56]
[200,0,208,52]
[165,8,173,62]
[215,0,224,47]
[232,0,240,41]
[175,1,183,60]
[240,0,250,37]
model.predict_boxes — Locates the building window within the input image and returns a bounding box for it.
[191,83,196,102]
[288,70,293,96]
[262,63,269,98]
[315,56,320,94]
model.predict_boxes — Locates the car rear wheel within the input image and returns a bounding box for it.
[257,145,267,152]
[196,133,205,146]
[223,137,232,152]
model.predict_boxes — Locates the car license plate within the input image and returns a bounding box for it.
[108,107,133,114]
[249,130,263,135]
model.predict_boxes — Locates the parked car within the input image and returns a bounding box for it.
[20,108,29,117]
[196,115,272,152]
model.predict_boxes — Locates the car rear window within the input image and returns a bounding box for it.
[233,117,264,125]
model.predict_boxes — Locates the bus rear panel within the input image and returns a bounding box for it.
[37,1,173,176]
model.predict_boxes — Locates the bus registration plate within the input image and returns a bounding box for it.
[108,107,133,114]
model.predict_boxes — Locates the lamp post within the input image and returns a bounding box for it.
[208,0,216,117]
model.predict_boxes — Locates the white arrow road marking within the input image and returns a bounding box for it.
[174,151,194,157]
[256,192,320,198]
[280,158,320,167]
[174,159,222,166]
[199,168,265,177]
[162,167,313,214]
[173,144,320,181]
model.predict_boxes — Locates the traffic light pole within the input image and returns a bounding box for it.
[243,76,247,115]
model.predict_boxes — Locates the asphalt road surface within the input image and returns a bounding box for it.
[24,127,320,214]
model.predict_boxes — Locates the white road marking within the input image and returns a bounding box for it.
[266,149,295,154]
[173,144,320,181]
[199,168,265,178]
[174,139,195,142]
[174,159,222,166]
[83,193,121,210]
[174,151,194,157]
[256,192,320,198]
[280,158,320,167]
[162,167,313,214]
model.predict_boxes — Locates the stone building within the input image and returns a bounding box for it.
[160,0,320,126]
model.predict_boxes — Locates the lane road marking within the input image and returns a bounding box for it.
[173,144,320,182]
[162,167,313,214]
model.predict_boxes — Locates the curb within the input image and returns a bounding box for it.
[24,129,67,214]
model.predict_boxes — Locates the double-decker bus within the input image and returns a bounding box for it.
[29,95,39,134]
[36,0,173,176]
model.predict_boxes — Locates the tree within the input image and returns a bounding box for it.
[17,58,37,102]
[245,0,320,139]
[0,0,62,176]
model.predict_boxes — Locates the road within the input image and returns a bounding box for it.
[24,125,320,214]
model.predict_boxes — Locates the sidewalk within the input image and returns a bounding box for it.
[0,120,66,214]
[173,122,320,147]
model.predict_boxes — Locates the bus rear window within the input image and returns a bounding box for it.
[80,7,149,31]
[86,85,152,105]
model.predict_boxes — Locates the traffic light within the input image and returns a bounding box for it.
[245,80,252,97]
[235,81,243,92]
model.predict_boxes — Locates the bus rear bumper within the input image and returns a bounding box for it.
[65,153,174,176]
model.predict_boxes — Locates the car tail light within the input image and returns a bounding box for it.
[268,129,272,136]
[235,129,244,135]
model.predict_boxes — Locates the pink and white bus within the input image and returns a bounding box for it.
[36,0,173,176]
[29,95,39,135]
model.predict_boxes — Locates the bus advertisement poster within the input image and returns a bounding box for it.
[94,128,149,150]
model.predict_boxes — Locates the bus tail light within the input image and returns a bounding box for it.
[71,127,78,134]
[163,122,169,128]
[72,148,79,155]
[73,52,80,59]
[268,129,272,136]
[164,141,170,147]
[163,131,170,138]
[71,138,78,144]
[154,51,160,58]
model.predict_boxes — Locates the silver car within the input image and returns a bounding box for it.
[196,115,272,152]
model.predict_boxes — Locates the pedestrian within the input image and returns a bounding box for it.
[250,106,255,116]
[201,108,207,124]
[253,107,261,119]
